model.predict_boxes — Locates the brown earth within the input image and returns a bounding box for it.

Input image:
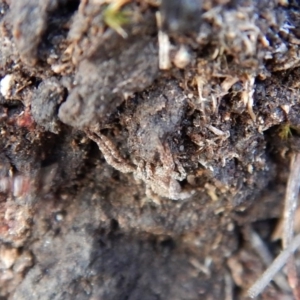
[0,0,300,299]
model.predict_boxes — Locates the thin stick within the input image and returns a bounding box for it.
[249,228,289,293]
[156,12,171,70]
[283,153,300,248]
[247,153,300,298]
[247,233,300,298]
[283,153,300,299]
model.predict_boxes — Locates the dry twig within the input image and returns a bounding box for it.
[247,153,300,299]
[247,233,300,298]
[283,153,300,299]
[249,228,290,293]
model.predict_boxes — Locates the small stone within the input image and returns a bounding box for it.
[0,269,14,281]
[247,164,253,174]
[0,246,19,269]
[55,213,64,222]
[174,46,191,69]
[0,74,13,98]
[13,251,33,274]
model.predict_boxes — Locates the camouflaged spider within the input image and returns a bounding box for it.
[86,129,194,200]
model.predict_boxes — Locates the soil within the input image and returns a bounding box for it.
[0,0,300,299]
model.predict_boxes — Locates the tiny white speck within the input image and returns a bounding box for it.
[44,240,51,246]
[55,213,64,221]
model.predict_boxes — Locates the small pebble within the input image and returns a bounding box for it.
[0,246,19,269]
[0,74,13,98]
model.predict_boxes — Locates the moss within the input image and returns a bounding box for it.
[278,123,294,140]
[278,123,300,140]
[103,1,130,38]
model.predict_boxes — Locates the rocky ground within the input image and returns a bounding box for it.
[0,0,300,299]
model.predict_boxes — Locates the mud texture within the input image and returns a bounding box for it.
[1,0,300,299]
